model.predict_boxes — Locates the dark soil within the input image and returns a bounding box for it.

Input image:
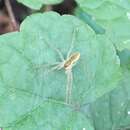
[0,0,76,34]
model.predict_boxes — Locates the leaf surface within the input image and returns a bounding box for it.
[17,0,63,10]
[97,16,130,51]
[0,12,121,128]
[76,0,130,20]
[81,50,130,130]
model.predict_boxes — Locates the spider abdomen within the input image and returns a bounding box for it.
[64,52,80,70]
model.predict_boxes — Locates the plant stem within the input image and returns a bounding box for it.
[44,5,52,11]
[5,0,19,31]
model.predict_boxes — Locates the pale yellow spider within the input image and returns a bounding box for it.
[42,28,80,104]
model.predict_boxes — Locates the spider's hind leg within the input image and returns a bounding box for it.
[65,69,73,104]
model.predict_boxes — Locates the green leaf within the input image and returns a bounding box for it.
[75,0,104,9]
[0,12,121,128]
[3,101,94,130]
[0,32,94,129]
[75,7,106,34]
[97,16,130,51]
[76,0,130,10]
[75,0,130,20]
[89,83,130,130]
[81,50,130,130]
[17,0,63,10]
[112,0,130,10]
[75,0,130,50]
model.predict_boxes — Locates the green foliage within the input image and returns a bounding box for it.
[74,0,130,130]
[82,50,130,130]
[17,0,63,10]
[75,0,130,50]
[0,12,122,129]
[97,16,130,51]
[75,8,106,34]
[75,0,130,20]
[0,0,130,129]
[4,101,94,130]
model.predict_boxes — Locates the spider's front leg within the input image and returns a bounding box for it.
[50,61,65,71]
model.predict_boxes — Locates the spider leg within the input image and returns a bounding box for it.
[50,62,64,72]
[32,62,63,78]
[67,28,79,59]
[33,62,61,69]
[43,38,65,62]
[65,69,73,104]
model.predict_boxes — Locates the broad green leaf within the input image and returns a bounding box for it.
[81,50,130,130]
[97,15,130,51]
[0,12,121,128]
[17,0,63,10]
[76,0,130,10]
[75,7,106,34]
[75,0,130,20]
[75,3,130,51]
[3,101,94,130]
[79,2,126,20]
[89,81,130,130]
[0,32,93,129]
[82,77,130,130]
[75,0,104,9]
[112,0,130,10]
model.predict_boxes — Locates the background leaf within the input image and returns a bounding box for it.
[75,0,130,20]
[75,1,130,51]
[3,101,94,130]
[81,49,130,130]
[75,7,106,34]
[97,16,130,51]
[17,0,63,10]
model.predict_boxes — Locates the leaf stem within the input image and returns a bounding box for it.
[44,5,52,11]
[5,0,19,31]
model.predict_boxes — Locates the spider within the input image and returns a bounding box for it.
[40,28,80,104]
[50,51,80,105]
